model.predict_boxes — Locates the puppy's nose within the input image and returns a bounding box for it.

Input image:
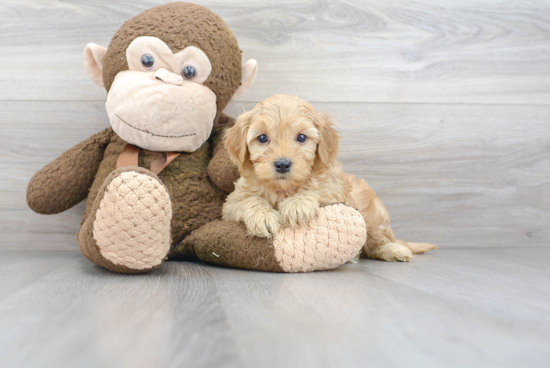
[274,159,292,174]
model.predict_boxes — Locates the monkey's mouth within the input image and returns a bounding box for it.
[116,114,196,138]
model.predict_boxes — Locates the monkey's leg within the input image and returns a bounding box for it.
[178,204,366,273]
[78,167,171,273]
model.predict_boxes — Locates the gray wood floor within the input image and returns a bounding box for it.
[1,248,549,368]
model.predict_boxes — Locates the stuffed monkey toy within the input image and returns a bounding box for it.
[27,2,366,274]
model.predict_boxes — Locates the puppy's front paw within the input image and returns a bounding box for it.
[278,197,319,227]
[245,210,282,238]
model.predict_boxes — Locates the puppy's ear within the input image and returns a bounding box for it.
[314,112,341,168]
[225,110,254,175]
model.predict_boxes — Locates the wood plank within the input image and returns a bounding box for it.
[306,102,550,249]
[0,0,549,104]
[0,251,242,368]
[1,100,548,250]
[208,247,550,367]
[0,248,549,367]
[366,247,550,324]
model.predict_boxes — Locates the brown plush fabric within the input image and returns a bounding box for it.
[27,128,114,214]
[27,3,272,273]
[178,220,285,272]
[208,114,241,193]
[84,136,223,246]
[78,166,167,274]
[82,113,238,255]
[102,2,242,124]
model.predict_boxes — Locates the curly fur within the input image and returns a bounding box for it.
[223,94,437,261]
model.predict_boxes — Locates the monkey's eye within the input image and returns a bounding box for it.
[257,134,268,144]
[182,66,196,80]
[141,54,155,69]
[296,134,307,143]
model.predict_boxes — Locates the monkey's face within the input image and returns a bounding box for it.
[83,1,258,154]
[105,36,217,152]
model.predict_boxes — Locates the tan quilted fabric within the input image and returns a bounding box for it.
[273,204,367,272]
[93,171,172,270]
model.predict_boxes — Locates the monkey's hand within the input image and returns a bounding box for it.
[27,128,114,214]
[208,113,240,193]
[278,192,320,228]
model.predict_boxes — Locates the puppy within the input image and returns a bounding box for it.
[223,94,436,261]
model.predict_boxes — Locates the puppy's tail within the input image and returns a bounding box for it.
[397,240,438,254]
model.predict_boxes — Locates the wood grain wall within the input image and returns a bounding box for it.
[1,0,549,250]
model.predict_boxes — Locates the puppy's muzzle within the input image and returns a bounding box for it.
[274,158,292,174]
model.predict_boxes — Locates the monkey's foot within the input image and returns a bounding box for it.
[78,167,171,273]
[182,204,366,273]
[272,204,366,272]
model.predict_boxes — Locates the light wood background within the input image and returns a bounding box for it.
[1,0,549,250]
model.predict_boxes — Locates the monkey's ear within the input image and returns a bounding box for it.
[83,43,108,87]
[231,59,258,101]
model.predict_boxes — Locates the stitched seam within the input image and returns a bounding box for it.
[116,114,196,138]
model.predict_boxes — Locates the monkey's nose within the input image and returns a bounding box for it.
[155,68,183,86]
[274,159,292,174]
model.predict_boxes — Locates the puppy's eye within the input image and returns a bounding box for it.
[141,54,155,69]
[257,134,268,144]
[296,134,307,143]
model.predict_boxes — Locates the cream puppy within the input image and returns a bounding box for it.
[223,94,436,261]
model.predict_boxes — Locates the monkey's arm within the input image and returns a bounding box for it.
[207,113,240,193]
[27,128,114,214]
